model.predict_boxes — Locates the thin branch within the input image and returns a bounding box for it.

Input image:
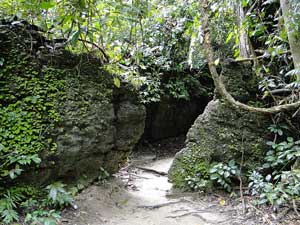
[77,38,109,63]
[233,54,269,62]
[246,0,260,14]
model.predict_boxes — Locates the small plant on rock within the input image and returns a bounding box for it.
[209,160,239,192]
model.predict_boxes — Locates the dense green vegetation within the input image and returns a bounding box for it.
[0,0,300,223]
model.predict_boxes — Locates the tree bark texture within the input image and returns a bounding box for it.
[280,0,300,69]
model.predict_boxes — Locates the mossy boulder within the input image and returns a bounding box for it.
[168,62,271,189]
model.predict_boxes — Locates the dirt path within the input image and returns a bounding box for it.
[62,153,264,225]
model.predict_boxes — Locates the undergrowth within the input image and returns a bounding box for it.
[182,124,300,209]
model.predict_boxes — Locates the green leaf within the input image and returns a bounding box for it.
[225,32,234,44]
[79,0,86,8]
[210,174,219,180]
[44,218,58,225]
[214,58,220,66]
[224,171,230,178]
[68,30,81,45]
[32,154,42,164]
[209,167,218,173]
[2,209,19,223]
[40,2,55,10]
[113,77,121,88]
[49,188,57,201]
[228,160,235,167]
[0,57,4,66]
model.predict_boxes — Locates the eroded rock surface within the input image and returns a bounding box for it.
[38,78,146,184]
[168,62,271,188]
[0,24,146,185]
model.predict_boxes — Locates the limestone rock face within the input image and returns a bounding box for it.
[39,82,146,184]
[218,63,258,102]
[168,62,271,189]
[0,22,146,187]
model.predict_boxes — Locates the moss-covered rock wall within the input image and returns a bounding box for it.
[0,22,145,187]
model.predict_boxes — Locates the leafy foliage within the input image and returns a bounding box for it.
[46,182,73,207]
[181,159,240,192]
[98,167,110,184]
[209,160,239,192]
[264,137,300,168]
[0,0,300,221]
[0,47,65,185]
[0,183,73,224]
[0,23,70,224]
[248,169,300,206]
[247,124,300,207]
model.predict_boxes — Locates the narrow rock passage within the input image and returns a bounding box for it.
[62,150,260,225]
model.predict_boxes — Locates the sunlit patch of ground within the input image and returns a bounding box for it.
[62,152,263,225]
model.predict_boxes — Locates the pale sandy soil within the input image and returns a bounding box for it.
[62,155,265,225]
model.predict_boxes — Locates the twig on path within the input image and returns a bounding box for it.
[168,211,227,224]
[167,211,206,219]
[171,207,236,215]
[292,199,300,217]
[128,173,150,179]
[138,199,188,209]
[248,203,274,225]
[275,207,291,221]
[135,166,167,176]
[171,209,190,213]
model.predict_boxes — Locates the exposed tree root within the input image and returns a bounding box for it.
[275,207,291,221]
[292,199,300,217]
[128,173,150,179]
[167,211,206,219]
[137,198,199,210]
[135,166,167,176]
[167,210,228,224]
[138,200,184,209]
[248,203,274,225]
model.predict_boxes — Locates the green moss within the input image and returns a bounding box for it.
[0,46,70,183]
[169,146,211,190]
[169,99,270,191]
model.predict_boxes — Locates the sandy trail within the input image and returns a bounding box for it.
[62,155,258,225]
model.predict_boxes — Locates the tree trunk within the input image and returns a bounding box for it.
[280,0,300,70]
[236,1,251,58]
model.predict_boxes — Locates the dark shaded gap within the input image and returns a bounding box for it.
[142,96,210,142]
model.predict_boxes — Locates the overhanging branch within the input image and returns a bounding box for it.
[200,0,300,115]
